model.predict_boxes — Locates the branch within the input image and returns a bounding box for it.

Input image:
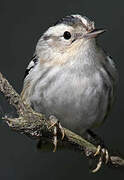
[0,72,124,172]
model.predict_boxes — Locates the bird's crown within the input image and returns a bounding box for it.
[54,14,95,32]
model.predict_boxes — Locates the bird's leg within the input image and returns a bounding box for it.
[87,130,109,161]
[86,129,105,147]
[48,115,65,152]
[86,130,109,173]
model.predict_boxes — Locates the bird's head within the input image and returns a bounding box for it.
[36,14,105,62]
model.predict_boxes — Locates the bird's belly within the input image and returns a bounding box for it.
[30,71,109,136]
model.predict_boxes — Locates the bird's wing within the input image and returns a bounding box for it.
[21,55,38,103]
[106,55,118,85]
[103,55,118,120]
[23,55,38,80]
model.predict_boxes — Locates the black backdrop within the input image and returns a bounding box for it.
[0,0,124,179]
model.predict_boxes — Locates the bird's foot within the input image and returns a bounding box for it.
[48,115,65,152]
[92,145,109,173]
[86,130,109,172]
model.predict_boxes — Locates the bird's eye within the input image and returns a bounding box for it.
[63,31,71,40]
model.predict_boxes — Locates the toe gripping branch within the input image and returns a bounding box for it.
[92,145,109,173]
[48,116,109,172]
[48,115,65,152]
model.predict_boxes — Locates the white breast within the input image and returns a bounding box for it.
[26,61,110,135]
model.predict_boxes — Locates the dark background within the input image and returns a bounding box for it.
[0,0,124,179]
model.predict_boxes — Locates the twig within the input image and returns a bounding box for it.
[0,72,124,171]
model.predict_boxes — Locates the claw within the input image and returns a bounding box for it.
[49,115,65,152]
[48,121,57,129]
[92,145,109,173]
[53,125,57,152]
[92,156,102,173]
[105,149,109,164]
[58,121,65,140]
[101,148,109,164]
[94,145,101,156]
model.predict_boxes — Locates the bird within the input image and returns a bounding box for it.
[21,14,118,153]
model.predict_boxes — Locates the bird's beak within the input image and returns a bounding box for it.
[83,29,106,39]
